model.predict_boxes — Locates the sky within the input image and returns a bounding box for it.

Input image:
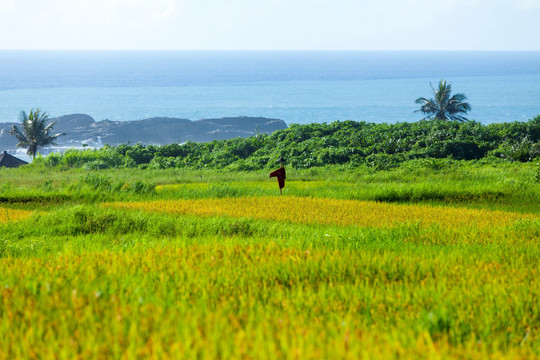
[0,0,539,50]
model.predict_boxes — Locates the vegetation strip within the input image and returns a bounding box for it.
[105,196,539,229]
[0,208,34,223]
[26,117,540,171]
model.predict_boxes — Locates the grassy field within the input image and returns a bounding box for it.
[0,161,539,359]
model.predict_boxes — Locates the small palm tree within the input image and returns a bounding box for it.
[415,79,471,121]
[9,109,65,159]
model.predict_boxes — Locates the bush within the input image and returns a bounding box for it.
[80,173,112,191]
[365,153,401,171]
[83,160,111,171]
[43,152,62,167]
[498,137,540,162]
[131,180,157,195]
[78,173,155,195]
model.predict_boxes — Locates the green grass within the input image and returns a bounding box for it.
[0,161,539,359]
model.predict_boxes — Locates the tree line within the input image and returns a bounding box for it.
[32,116,540,171]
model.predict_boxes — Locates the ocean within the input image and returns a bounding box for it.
[0,51,539,125]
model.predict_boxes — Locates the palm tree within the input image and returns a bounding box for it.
[9,109,65,159]
[415,79,471,121]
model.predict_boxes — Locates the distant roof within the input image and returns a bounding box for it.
[0,151,28,168]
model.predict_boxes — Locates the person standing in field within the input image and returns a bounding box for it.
[269,156,286,196]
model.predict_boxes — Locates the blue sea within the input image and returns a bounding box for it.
[1,51,539,125]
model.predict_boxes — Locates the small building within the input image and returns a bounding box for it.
[0,151,28,168]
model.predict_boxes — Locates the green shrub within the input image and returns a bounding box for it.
[83,160,111,171]
[131,180,157,194]
[365,153,401,171]
[80,173,112,190]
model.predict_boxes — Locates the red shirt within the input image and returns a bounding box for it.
[269,167,286,189]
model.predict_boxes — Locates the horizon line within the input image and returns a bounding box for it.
[1,49,540,52]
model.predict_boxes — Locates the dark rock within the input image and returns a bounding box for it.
[0,114,288,150]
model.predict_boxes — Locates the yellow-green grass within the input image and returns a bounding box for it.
[1,241,538,359]
[154,178,540,214]
[105,196,539,230]
[0,208,34,224]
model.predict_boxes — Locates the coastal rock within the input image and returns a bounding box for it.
[0,114,288,150]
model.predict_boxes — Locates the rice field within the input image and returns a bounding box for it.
[0,208,33,224]
[106,196,539,230]
[0,166,539,359]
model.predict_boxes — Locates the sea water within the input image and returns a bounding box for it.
[0,51,539,125]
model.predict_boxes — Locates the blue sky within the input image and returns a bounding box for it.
[0,0,539,50]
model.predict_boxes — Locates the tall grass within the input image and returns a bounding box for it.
[1,235,538,358]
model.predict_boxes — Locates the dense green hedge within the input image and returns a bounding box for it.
[33,117,540,170]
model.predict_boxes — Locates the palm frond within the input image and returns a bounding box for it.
[9,125,30,146]
[9,108,64,158]
[415,79,470,121]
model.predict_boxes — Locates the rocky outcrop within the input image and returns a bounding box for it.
[0,114,287,150]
